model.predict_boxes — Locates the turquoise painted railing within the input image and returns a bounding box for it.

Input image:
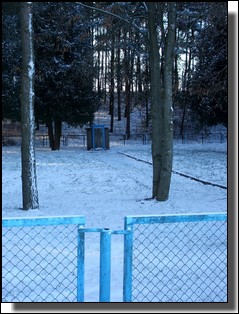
[123,213,227,302]
[2,213,227,302]
[2,215,85,302]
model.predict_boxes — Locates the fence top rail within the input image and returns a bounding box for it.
[2,215,85,228]
[64,133,85,136]
[125,212,227,227]
[86,124,108,129]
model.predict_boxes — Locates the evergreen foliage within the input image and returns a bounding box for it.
[2,13,21,121]
[34,3,96,130]
[189,2,227,127]
[2,2,97,131]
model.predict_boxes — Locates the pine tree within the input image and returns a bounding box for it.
[34,2,96,150]
[2,4,21,122]
[189,2,227,127]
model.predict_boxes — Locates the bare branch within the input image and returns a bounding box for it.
[77,2,147,34]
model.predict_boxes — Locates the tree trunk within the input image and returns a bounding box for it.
[145,92,149,129]
[148,2,175,201]
[104,50,108,105]
[125,78,131,138]
[47,120,54,149]
[54,119,62,150]
[109,36,115,132]
[173,42,179,95]
[180,105,186,136]
[117,29,121,121]
[47,119,62,150]
[148,2,163,199]
[20,2,39,210]
[159,2,175,200]
[145,61,150,129]
[117,78,122,121]
[124,31,131,138]
[136,48,142,107]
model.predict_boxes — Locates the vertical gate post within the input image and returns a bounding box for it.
[99,228,111,302]
[92,124,95,150]
[102,127,106,150]
[77,225,85,302]
[123,217,133,302]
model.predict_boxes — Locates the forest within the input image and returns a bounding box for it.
[1,3,232,306]
[2,2,228,207]
[2,2,228,134]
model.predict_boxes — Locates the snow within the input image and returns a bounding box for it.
[2,139,227,302]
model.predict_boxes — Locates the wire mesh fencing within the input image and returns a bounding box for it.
[2,216,85,302]
[3,214,227,302]
[125,213,227,302]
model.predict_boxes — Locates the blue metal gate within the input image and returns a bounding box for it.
[2,216,85,302]
[2,213,227,302]
[124,213,227,302]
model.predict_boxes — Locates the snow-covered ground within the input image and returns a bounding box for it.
[2,140,227,220]
[2,139,227,302]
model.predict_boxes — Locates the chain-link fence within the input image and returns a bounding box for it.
[2,216,85,302]
[125,214,227,302]
[3,214,227,302]
[2,131,227,148]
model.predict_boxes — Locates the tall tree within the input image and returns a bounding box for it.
[3,2,97,151]
[124,30,131,138]
[80,2,176,201]
[148,2,176,201]
[34,2,96,150]
[109,34,115,132]
[116,29,122,121]
[188,2,227,128]
[20,2,39,210]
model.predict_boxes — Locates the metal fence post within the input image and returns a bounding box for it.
[102,127,106,150]
[92,124,95,149]
[99,228,111,302]
[77,225,85,302]
[123,217,133,302]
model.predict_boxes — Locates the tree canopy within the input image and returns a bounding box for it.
[2,2,228,133]
[188,2,227,127]
[2,2,97,150]
[34,3,96,128]
[2,2,228,203]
